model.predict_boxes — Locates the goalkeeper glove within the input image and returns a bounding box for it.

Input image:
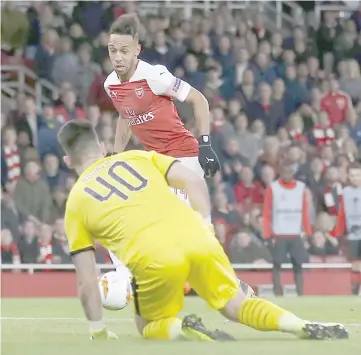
[198,135,220,178]
[90,327,118,340]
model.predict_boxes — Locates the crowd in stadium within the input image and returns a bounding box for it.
[1,1,361,266]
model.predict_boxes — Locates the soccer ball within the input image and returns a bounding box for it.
[98,270,133,311]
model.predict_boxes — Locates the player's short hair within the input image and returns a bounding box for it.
[57,120,99,164]
[110,14,139,39]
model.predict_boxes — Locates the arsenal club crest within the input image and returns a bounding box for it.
[134,87,144,99]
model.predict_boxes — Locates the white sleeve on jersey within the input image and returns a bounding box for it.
[103,71,120,98]
[146,65,191,102]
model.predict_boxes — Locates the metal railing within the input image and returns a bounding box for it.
[314,2,360,27]
[1,65,58,109]
[136,0,301,30]
[0,262,352,274]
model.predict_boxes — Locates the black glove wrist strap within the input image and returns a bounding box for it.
[198,135,211,145]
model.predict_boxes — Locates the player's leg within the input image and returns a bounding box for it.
[129,243,218,341]
[188,231,348,340]
[349,240,361,295]
[289,237,309,296]
[130,247,188,340]
[269,238,288,295]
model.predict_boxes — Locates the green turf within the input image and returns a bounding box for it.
[2,297,361,355]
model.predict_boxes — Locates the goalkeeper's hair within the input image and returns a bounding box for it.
[110,14,139,40]
[57,120,99,164]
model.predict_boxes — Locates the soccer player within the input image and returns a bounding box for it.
[331,163,361,295]
[104,14,219,186]
[103,13,219,273]
[59,120,348,341]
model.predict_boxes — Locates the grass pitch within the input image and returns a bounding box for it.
[2,297,361,355]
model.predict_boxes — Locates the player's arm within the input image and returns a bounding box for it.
[148,66,220,177]
[113,113,131,153]
[65,206,117,339]
[150,151,211,223]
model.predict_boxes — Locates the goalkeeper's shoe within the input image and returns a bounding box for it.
[300,323,348,340]
[182,314,235,342]
[90,327,118,340]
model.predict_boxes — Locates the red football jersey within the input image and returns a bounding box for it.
[320,91,351,126]
[104,60,199,157]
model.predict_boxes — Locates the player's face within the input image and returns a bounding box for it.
[108,34,140,76]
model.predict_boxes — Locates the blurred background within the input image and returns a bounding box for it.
[1,0,361,296]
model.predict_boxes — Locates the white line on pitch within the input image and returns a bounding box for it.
[1,317,361,327]
[1,317,133,322]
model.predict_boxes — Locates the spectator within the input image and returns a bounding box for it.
[54,90,86,122]
[214,222,229,250]
[42,154,67,191]
[307,56,321,87]
[248,82,286,135]
[68,23,88,52]
[208,172,236,205]
[37,224,54,264]
[1,2,30,52]
[93,31,109,64]
[1,229,20,265]
[87,58,114,111]
[1,126,20,187]
[233,47,250,86]
[34,29,58,80]
[187,34,211,71]
[24,3,41,59]
[15,96,44,148]
[251,13,270,42]
[316,11,342,71]
[74,44,101,105]
[203,64,234,101]
[227,98,242,122]
[18,219,40,263]
[323,166,342,217]
[1,181,22,242]
[320,78,351,126]
[14,161,53,223]
[51,187,67,222]
[212,190,240,229]
[307,231,339,256]
[255,137,280,174]
[141,30,170,66]
[214,35,235,77]
[183,54,206,92]
[87,105,102,132]
[236,69,256,112]
[51,36,79,87]
[339,59,361,104]
[251,52,278,85]
[305,157,327,210]
[346,109,361,147]
[37,104,62,159]
[276,49,296,78]
[234,113,260,167]
[234,166,264,211]
[284,65,308,115]
[312,111,335,147]
[333,20,358,63]
[52,218,71,264]
[6,93,27,126]
[228,228,272,264]
[270,32,284,61]
[72,2,105,40]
